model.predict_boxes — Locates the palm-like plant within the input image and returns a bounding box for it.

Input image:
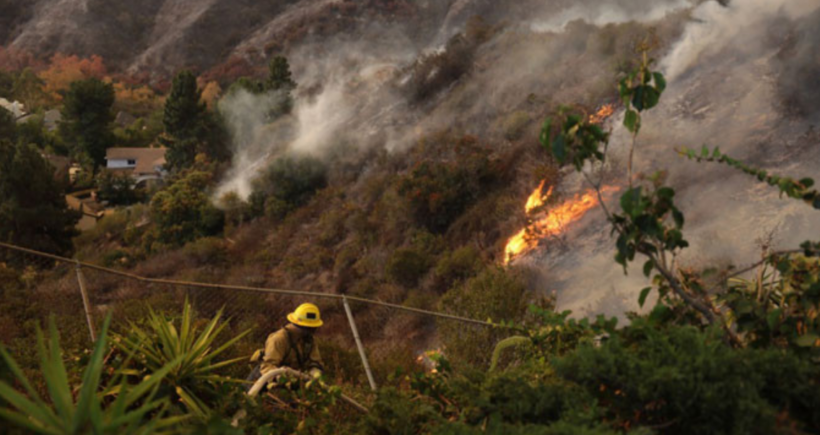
[115,301,251,418]
[0,316,186,434]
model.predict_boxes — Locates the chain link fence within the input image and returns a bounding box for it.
[0,242,499,392]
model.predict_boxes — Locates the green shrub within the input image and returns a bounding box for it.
[147,170,224,249]
[0,316,184,434]
[386,248,432,288]
[438,267,530,367]
[397,144,495,234]
[249,154,327,220]
[434,245,484,291]
[180,237,227,267]
[281,244,333,279]
[101,249,132,268]
[363,388,442,435]
[114,301,250,419]
[554,320,820,433]
[96,169,143,206]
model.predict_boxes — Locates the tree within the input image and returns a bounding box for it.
[11,68,48,110]
[0,107,16,143]
[60,78,115,168]
[39,54,107,103]
[0,70,14,98]
[162,71,206,170]
[266,56,296,92]
[265,56,296,116]
[146,169,224,249]
[96,169,141,206]
[163,71,205,141]
[0,140,79,256]
[162,71,229,170]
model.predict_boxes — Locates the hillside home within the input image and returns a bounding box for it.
[0,98,25,118]
[105,147,168,186]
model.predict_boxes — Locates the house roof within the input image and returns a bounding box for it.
[43,109,61,131]
[106,147,167,175]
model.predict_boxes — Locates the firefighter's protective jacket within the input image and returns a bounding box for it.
[260,324,323,375]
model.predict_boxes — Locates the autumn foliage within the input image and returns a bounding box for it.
[38,54,108,102]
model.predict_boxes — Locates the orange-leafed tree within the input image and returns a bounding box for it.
[200,81,222,110]
[39,54,107,102]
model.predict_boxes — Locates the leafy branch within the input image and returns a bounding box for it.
[619,46,666,185]
[679,145,820,209]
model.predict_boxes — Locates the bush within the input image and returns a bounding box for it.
[404,17,495,102]
[249,154,327,220]
[96,169,143,205]
[434,245,484,292]
[364,388,442,435]
[397,144,495,233]
[0,317,181,434]
[438,267,531,367]
[147,169,224,249]
[180,236,227,267]
[101,249,132,268]
[114,301,250,419]
[386,247,431,288]
[554,320,820,433]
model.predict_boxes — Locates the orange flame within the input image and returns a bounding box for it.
[589,104,615,124]
[525,180,553,214]
[504,183,618,264]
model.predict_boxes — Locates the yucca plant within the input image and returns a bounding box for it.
[0,316,187,434]
[115,301,251,418]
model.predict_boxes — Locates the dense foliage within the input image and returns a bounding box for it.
[59,78,115,168]
[162,70,210,171]
[249,154,328,220]
[0,140,78,256]
[145,168,224,249]
[0,317,185,434]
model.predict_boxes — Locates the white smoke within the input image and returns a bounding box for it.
[530,0,693,33]
[661,0,820,81]
[214,43,412,200]
[215,88,294,199]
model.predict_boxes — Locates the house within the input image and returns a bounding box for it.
[43,109,62,132]
[105,147,168,186]
[0,98,25,119]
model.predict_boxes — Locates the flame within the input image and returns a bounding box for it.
[524,180,553,214]
[589,104,615,124]
[504,183,618,264]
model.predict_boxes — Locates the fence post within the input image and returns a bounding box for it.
[74,260,97,343]
[342,296,377,392]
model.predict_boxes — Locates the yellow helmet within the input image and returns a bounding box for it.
[287,303,323,328]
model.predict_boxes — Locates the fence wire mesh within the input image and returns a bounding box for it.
[0,243,501,392]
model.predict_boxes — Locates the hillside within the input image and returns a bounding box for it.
[1,0,820,433]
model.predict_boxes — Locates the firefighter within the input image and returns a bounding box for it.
[247,303,324,388]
